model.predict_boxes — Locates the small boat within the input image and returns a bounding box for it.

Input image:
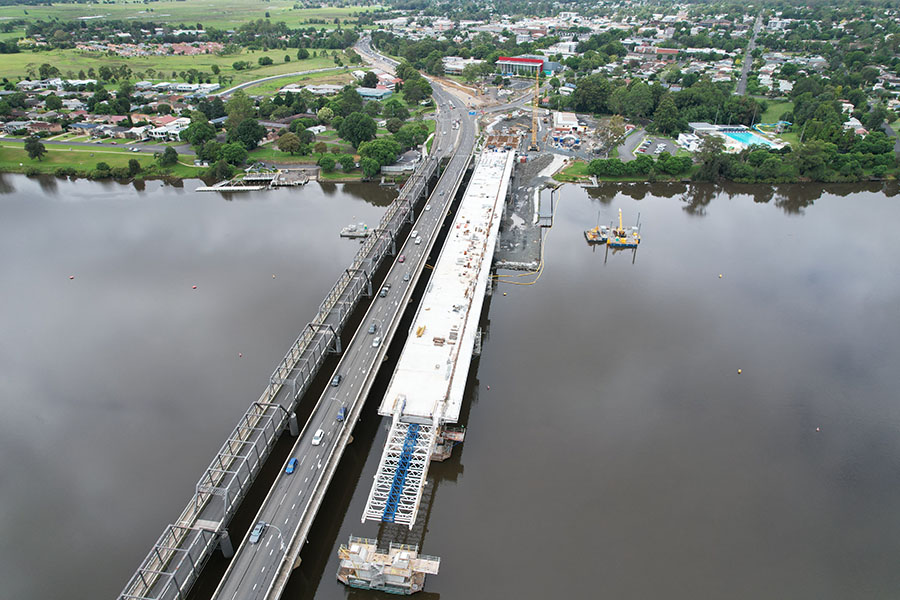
[340,222,370,238]
[607,209,640,249]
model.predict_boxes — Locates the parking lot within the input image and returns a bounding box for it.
[633,136,679,158]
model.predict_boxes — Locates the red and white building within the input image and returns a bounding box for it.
[496,56,544,77]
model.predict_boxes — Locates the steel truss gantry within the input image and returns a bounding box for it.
[362,417,437,528]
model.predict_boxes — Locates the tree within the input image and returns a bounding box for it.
[694,135,727,181]
[181,120,216,147]
[338,112,377,147]
[220,142,248,165]
[277,132,302,154]
[198,140,222,163]
[158,146,179,167]
[39,63,60,80]
[358,137,401,167]
[43,93,63,111]
[317,106,334,124]
[382,98,409,121]
[284,55,291,63]
[393,121,429,149]
[572,74,613,113]
[314,141,327,155]
[225,90,254,131]
[318,154,336,171]
[386,117,404,133]
[297,48,309,60]
[652,94,683,135]
[364,101,382,117]
[338,153,355,171]
[128,158,142,176]
[25,136,46,161]
[360,156,380,177]
[258,56,273,66]
[402,77,432,104]
[362,71,378,88]
[596,115,627,158]
[228,119,266,150]
[461,63,481,83]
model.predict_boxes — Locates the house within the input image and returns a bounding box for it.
[306,125,327,135]
[356,86,393,100]
[27,122,62,135]
[3,120,31,134]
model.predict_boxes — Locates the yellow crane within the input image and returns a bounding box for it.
[529,67,540,151]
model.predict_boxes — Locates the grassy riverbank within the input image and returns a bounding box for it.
[0,142,202,179]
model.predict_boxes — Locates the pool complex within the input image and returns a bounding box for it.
[723,131,775,147]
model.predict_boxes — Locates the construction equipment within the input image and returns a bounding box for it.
[529,68,540,151]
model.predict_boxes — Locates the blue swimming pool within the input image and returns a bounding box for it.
[724,131,775,147]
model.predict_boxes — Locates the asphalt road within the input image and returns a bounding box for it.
[210,38,478,600]
[736,15,763,96]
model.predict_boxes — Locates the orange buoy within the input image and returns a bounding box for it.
[737,368,742,374]
[192,285,197,289]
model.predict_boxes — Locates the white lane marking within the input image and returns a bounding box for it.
[284,517,289,525]
[291,503,296,510]
[304,477,309,483]
[261,566,266,573]
[252,584,257,591]
[299,455,305,465]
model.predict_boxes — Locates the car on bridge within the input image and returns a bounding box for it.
[249,521,267,544]
[331,374,342,387]
[337,406,347,422]
[312,429,324,445]
[372,336,382,348]
[398,255,405,263]
[285,457,299,474]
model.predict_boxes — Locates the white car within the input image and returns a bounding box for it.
[312,429,324,445]
[372,336,382,348]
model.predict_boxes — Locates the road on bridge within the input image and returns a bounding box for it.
[210,40,479,600]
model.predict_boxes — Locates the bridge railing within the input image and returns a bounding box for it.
[119,142,440,600]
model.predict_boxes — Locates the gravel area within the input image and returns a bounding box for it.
[494,153,557,270]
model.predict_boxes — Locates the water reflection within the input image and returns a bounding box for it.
[0,173,15,194]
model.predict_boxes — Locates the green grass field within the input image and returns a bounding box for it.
[554,160,591,181]
[0,141,203,178]
[760,100,794,124]
[0,1,381,29]
[0,48,355,88]
[240,69,353,95]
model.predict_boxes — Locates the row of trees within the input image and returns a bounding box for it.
[693,132,896,183]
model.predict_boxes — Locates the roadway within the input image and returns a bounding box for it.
[209,38,479,600]
[736,14,764,96]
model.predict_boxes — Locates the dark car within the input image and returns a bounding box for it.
[337,406,347,422]
[249,521,267,544]
[331,374,342,387]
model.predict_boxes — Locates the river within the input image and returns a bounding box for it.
[1,175,899,600]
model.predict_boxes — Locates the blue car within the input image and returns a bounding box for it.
[337,406,347,422]
[285,457,299,474]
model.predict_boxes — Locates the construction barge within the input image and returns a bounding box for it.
[340,222,370,238]
[584,209,641,248]
[337,537,440,595]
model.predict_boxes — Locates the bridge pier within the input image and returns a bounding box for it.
[218,531,234,559]
[289,412,299,436]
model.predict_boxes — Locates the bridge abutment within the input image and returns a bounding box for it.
[218,531,234,559]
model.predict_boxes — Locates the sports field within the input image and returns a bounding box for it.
[0,1,382,29]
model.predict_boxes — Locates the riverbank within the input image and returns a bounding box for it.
[0,142,203,180]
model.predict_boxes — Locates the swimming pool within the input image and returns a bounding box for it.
[723,131,775,147]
